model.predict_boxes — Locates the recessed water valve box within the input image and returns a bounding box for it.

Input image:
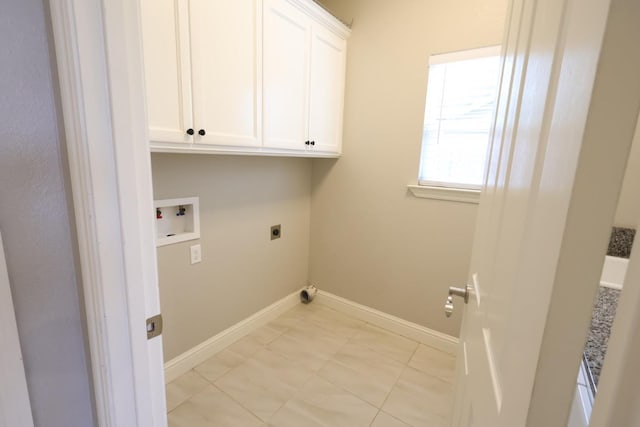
[154,197,200,247]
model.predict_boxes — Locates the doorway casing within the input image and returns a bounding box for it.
[49,0,166,425]
[48,0,640,426]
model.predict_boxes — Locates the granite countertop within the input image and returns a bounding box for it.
[584,286,620,387]
[607,227,635,258]
[583,227,634,390]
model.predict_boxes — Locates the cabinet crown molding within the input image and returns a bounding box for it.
[288,0,351,38]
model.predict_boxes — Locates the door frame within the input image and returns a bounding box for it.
[0,231,34,426]
[522,0,640,422]
[452,0,640,424]
[48,0,640,425]
[49,0,165,425]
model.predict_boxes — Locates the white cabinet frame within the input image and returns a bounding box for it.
[143,0,350,158]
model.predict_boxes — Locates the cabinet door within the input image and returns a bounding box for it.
[140,0,193,143]
[308,25,347,154]
[189,0,262,147]
[263,0,311,150]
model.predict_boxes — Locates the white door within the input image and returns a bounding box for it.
[452,0,640,425]
[308,24,346,154]
[139,0,194,144]
[190,0,262,147]
[263,0,311,151]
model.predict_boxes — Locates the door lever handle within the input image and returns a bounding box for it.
[444,284,471,318]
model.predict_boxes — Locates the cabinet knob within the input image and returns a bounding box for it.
[305,140,310,145]
[186,128,194,135]
[310,141,315,146]
[198,129,206,136]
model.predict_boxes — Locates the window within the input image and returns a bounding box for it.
[417,46,501,191]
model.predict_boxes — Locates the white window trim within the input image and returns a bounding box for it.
[407,184,480,204]
[418,179,481,191]
[414,45,501,200]
[429,45,501,65]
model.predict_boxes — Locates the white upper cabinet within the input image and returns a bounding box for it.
[263,0,348,155]
[263,0,311,151]
[140,0,349,157]
[189,0,262,147]
[141,0,261,148]
[308,24,347,154]
[140,0,193,144]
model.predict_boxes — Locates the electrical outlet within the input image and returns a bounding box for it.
[190,244,202,264]
[271,224,281,240]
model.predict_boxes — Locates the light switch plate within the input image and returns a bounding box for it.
[190,244,202,264]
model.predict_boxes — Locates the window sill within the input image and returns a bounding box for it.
[407,184,480,204]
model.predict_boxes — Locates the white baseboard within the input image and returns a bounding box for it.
[164,288,302,383]
[315,290,459,355]
[165,288,459,383]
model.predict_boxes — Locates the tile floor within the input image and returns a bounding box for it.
[166,302,456,427]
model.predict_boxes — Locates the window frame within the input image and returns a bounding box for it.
[412,45,501,201]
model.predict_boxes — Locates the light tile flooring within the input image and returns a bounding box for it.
[166,303,456,427]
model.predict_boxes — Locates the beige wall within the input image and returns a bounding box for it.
[151,154,311,360]
[0,0,95,424]
[614,113,640,228]
[311,0,507,337]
